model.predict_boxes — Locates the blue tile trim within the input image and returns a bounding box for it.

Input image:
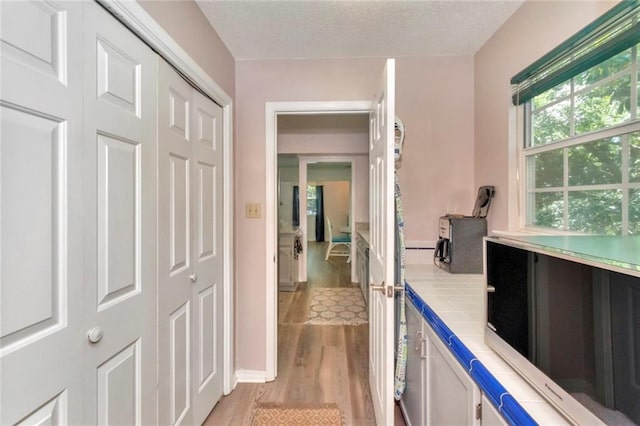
[405,282,538,426]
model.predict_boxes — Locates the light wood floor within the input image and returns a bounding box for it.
[204,242,406,425]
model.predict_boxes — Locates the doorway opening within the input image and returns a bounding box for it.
[266,102,372,380]
[271,107,376,422]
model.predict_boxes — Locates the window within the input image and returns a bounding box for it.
[307,185,317,215]
[514,3,640,235]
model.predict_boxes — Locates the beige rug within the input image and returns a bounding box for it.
[252,402,343,426]
[305,287,368,326]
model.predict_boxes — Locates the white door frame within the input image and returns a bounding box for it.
[297,155,357,284]
[266,101,370,380]
[98,0,235,394]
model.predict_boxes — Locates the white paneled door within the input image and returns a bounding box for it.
[368,58,396,426]
[1,1,158,424]
[190,88,224,424]
[82,3,158,425]
[158,58,194,426]
[0,1,84,423]
[158,59,224,425]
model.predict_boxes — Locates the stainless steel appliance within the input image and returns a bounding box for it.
[434,186,494,274]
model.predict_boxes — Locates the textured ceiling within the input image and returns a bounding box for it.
[196,0,524,60]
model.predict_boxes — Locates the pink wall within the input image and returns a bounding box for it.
[396,57,476,241]
[474,0,617,232]
[138,0,235,97]
[278,132,368,154]
[235,57,475,371]
[278,114,369,154]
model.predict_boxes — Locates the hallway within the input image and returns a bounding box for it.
[204,242,403,424]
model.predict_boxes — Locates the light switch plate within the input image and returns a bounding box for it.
[246,202,261,218]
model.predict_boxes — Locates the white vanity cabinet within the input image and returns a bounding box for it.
[400,301,427,426]
[278,231,300,291]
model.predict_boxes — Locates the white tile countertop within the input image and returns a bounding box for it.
[355,222,370,245]
[405,261,569,425]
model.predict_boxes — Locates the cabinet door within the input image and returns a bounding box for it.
[481,394,508,426]
[425,325,481,426]
[401,301,426,426]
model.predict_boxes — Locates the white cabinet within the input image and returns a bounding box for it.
[279,232,300,291]
[402,299,506,426]
[481,394,509,426]
[425,323,481,425]
[400,301,427,426]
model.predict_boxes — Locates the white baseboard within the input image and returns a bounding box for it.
[235,369,267,383]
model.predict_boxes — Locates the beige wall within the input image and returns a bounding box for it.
[474,0,617,233]
[235,57,475,371]
[138,0,235,97]
[322,181,351,239]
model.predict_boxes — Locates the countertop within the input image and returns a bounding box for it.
[355,222,370,245]
[490,234,640,276]
[405,262,568,425]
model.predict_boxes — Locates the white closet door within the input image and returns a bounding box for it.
[158,59,196,426]
[190,89,224,424]
[158,60,224,425]
[0,1,84,424]
[82,3,158,425]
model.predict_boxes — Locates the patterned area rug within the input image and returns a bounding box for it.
[252,402,343,425]
[305,287,368,325]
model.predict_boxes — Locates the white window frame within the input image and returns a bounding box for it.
[519,45,640,235]
[306,184,318,215]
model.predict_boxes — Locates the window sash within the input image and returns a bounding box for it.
[524,125,640,234]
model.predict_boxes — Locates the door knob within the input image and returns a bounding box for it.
[190,273,198,283]
[87,326,103,344]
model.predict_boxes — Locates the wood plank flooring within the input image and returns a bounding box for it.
[204,242,405,425]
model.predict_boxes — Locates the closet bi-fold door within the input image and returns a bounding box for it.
[0,1,84,423]
[190,87,224,424]
[158,59,224,426]
[1,1,158,424]
[82,3,158,425]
